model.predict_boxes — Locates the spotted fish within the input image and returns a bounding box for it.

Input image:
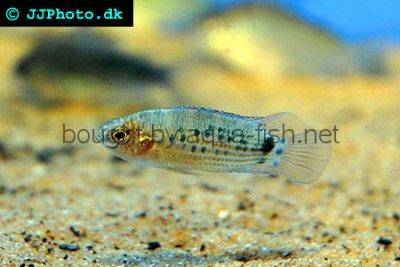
[95,106,330,183]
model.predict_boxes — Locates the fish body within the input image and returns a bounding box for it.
[96,106,330,183]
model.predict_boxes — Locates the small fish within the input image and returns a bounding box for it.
[96,106,330,183]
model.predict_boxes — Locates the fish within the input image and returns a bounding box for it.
[95,105,331,183]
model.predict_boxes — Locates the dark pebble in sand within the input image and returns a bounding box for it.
[377,237,392,247]
[69,225,83,237]
[200,183,219,192]
[147,241,161,251]
[23,234,33,243]
[36,146,75,163]
[59,243,80,251]
[237,202,247,211]
[36,148,56,163]
[134,211,147,218]
[105,211,120,217]
[393,212,400,221]
[0,141,12,160]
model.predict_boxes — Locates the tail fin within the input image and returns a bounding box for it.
[255,112,331,184]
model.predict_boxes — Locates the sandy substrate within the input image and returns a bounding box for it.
[0,85,399,266]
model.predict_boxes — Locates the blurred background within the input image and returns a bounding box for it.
[0,0,399,265]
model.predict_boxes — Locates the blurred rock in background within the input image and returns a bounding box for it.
[15,30,179,109]
[186,3,358,80]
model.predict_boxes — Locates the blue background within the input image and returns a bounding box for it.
[212,0,400,43]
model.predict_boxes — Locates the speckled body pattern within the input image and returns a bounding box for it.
[97,106,330,183]
[139,106,277,173]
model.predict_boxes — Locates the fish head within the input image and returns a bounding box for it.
[95,117,156,161]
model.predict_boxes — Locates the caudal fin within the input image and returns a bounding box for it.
[257,112,331,184]
[278,132,331,183]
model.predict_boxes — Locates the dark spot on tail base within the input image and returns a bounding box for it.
[261,137,275,155]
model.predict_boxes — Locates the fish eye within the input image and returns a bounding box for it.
[111,129,129,142]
